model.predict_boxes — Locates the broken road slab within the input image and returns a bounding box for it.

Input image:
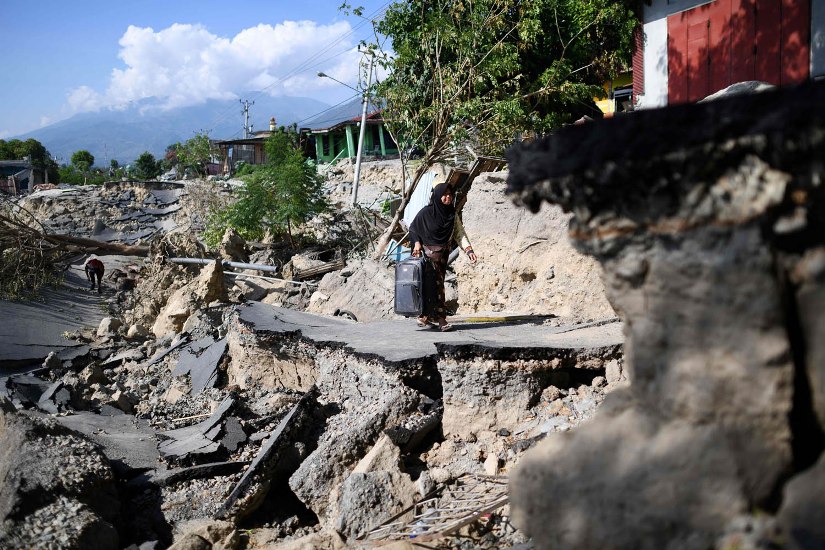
[157,396,236,461]
[237,301,623,363]
[172,337,227,394]
[0,256,141,366]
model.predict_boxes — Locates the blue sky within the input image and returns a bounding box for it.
[0,0,391,138]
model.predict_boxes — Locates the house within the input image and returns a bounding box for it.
[596,71,634,116]
[0,160,44,195]
[300,97,398,164]
[634,0,825,107]
[215,117,279,175]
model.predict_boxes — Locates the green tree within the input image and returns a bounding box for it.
[371,0,638,254]
[0,138,59,182]
[204,130,327,247]
[70,150,95,184]
[161,142,181,172]
[175,133,217,177]
[134,151,161,180]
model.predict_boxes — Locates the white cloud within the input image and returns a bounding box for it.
[0,130,10,139]
[65,19,365,114]
[67,85,104,113]
[39,116,53,128]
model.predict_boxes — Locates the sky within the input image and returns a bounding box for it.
[0,0,392,139]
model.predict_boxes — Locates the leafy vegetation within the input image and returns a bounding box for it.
[0,138,59,182]
[134,151,161,180]
[174,133,219,177]
[204,130,328,247]
[373,0,638,160]
[0,198,64,299]
[368,0,638,255]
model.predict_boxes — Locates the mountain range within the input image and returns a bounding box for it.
[15,94,332,166]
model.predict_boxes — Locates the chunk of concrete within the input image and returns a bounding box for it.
[218,388,318,520]
[172,337,227,395]
[220,417,247,453]
[152,262,228,338]
[157,397,235,462]
[511,392,747,550]
[0,403,120,549]
[336,471,417,540]
[97,317,123,337]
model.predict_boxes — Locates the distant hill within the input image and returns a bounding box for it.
[15,94,331,165]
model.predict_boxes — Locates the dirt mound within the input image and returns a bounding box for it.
[312,167,614,323]
[458,172,614,321]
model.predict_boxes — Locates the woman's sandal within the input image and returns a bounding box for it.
[439,323,453,332]
[417,317,432,328]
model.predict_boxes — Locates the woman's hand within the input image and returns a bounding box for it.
[466,247,477,265]
[412,242,423,257]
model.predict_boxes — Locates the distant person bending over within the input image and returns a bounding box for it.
[408,182,477,332]
[84,257,105,294]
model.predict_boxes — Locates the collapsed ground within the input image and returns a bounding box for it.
[0,163,623,549]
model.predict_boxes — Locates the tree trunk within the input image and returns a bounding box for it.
[372,161,432,259]
[42,233,151,256]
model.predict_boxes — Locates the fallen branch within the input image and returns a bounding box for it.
[43,234,151,256]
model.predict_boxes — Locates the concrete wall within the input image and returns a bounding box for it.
[638,17,669,109]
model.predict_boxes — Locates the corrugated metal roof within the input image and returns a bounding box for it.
[300,97,385,132]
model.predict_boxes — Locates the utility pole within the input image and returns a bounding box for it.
[240,99,255,138]
[352,49,375,207]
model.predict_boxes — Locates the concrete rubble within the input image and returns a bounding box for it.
[506,81,825,550]
[0,167,627,549]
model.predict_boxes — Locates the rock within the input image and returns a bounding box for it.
[506,84,825,548]
[43,351,61,369]
[108,389,136,413]
[417,470,435,496]
[288,349,423,527]
[540,385,562,402]
[0,403,120,549]
[126,324,150,339]
[335,471,417,539]
[97,317,123,337]
[164,385,186,405]
[226,321,318,392]
[604,359,623,384]
[591,376,606,388]
[512,392,747,550]
[168,519,239,550]
[248,530,346,550]
[219,227,250,263]
[167,534,210,550]
[80,364,108,386]
[484,454,499,475]
[777,454,825,550]
[234,279,268,301]
[152,261,228,338]
[305,258,396,322]
[353,434,403,474]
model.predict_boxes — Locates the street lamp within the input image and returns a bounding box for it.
[316,72,358,92]
[317,51,375,206]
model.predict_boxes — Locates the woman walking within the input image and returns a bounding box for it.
[408,182,477,331]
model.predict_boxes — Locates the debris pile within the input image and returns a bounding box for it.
[1,164,625,548]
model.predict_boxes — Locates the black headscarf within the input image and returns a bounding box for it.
[409,182,456,247]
